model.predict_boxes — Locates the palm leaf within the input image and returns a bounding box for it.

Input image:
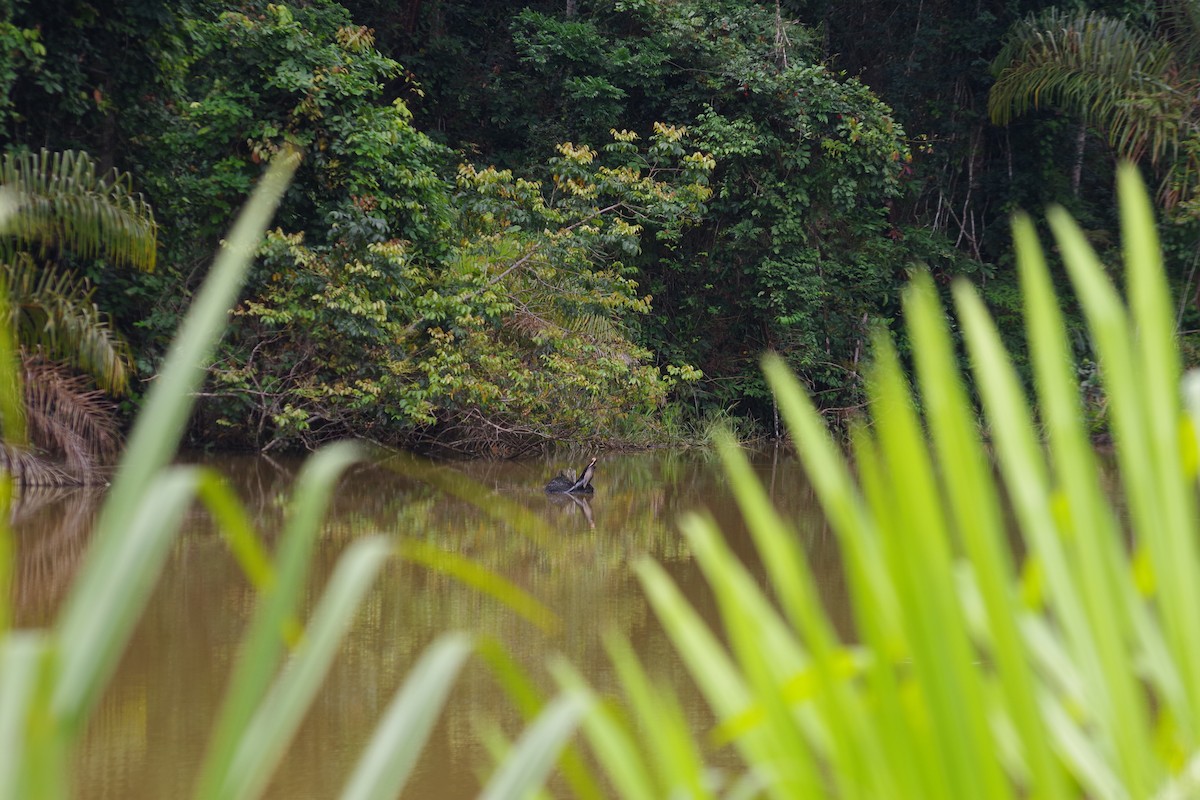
[3,258,133,395]
[0,149,157,272]
[0,443,76,487]
[1159,0,1200,67]
[989,9,1194,164]
[21,355,120,481]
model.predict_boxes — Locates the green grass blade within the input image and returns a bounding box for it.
[549,655,660,800]
[761,356,901,645]
[904,273,1066,796]
[0,286,18,638]
[712,431,884,798]
[398,540,561,635]
[478,689,591,800]
[634,557,750,721]
[0,633,51,800]
[476,637,606,800]
[51,467,200,729]
[340,634,473,800]
[678,511,820,797]
[194,441,363,799]
[92,150,298,540]
[869,332,1011,800]
[0,277,24,447]
[50,150,298,735]
[478,637,545,719]
[951,281,1096,664]
[635,557,823,796]
[197,471,276,592]
[600,631,711,799]
[1117,162,1200,733]
[219,535,392,800]
[0,476,10,636]
[377,449,554,548]
[1041,206,1159,793]
[765,360,924,797]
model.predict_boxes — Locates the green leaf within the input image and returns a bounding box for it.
[217,536,392,800]
[51,467,201,730]
[478,690,591,800]
[195,440,363,799]
[340,634,474,800]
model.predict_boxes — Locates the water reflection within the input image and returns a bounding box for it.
[10,448,843,799]
[10,484,106,624]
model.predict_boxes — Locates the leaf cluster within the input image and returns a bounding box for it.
[205,127,711,454]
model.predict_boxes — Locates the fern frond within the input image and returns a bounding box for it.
[0,149,157,272]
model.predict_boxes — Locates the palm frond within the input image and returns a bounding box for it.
[0,442,79,487]
[990,9,1193,163]
[0,149,157,272]
[1158,0,1200,66]
[22,354,120,481]
[3,258,133,395]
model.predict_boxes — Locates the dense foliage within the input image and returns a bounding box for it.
[2,0,1197,453]
[384,0,972,418]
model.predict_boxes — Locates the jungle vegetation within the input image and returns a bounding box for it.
[2,0,1198,461]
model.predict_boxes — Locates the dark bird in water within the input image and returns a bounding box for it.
[545,457,597,494]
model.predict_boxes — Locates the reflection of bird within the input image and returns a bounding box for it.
[545,492,596,528]
[545,457,597,494]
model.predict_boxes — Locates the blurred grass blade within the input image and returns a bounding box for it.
[398,540,561,635]
[0,476,11,636]
[0,632,51,800]
[341,634,473,800]
[219,535,392,800]
[869,332,1008,800]
[478,689,591,800]
[713,430,886,796]
[904,273,1065,796]
[195,441,362,799]
[197,471,276,593]
[378,448,553,548]
[94,150,299,537]
[635,557,750,720]
[50,151,299,734]
[599,631,710,799]
[0,284,19,640]
[51,467,200,729]
[478,639,606,800]
[1116,162,1200,732]
[762,355,901,650]
[677,511,819,797]
[549,655,659,800]
[1022,206,1157,792]
[0,279,24,447]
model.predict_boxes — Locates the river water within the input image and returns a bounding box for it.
[10,448,847,798]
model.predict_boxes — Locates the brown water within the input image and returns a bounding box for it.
[10,448,847,799]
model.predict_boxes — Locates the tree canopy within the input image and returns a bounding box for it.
[2,0,1193,452]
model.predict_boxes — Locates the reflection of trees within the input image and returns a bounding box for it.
[10,484,105,623]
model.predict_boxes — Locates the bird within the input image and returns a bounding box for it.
[545,457,597,494]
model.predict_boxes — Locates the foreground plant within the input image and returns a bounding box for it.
[0,151,585,800]
[520,164,1200,798]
